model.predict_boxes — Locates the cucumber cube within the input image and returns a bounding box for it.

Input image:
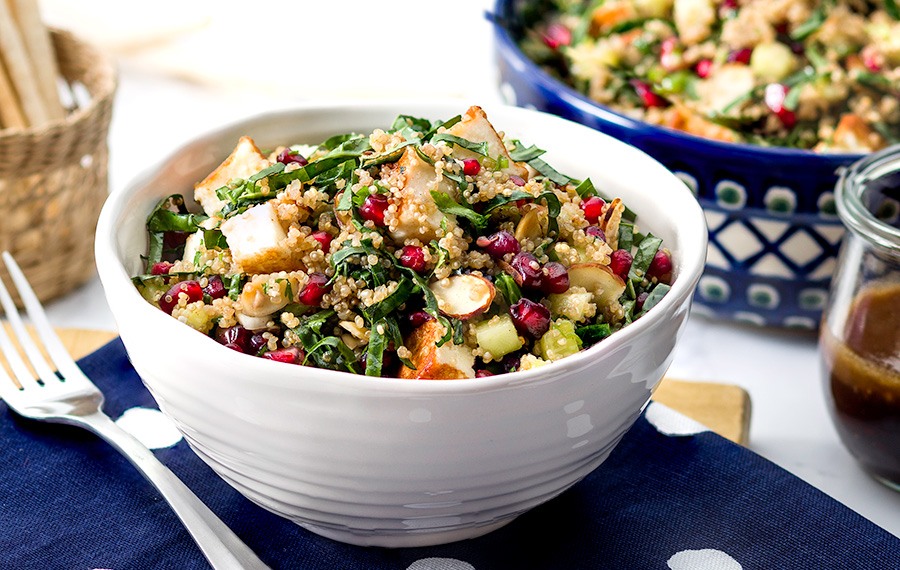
[475,314,524,358]
[537,319,583,362]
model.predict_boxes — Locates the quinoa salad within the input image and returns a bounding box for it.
[517,0,900,151]
[134,106,673,379]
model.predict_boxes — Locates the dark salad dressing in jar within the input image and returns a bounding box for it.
[820,149,900,490]
[821,284,900,485]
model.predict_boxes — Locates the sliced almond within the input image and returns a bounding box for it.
[568,263,626,308]
[429,274,496,320]
[600,198,624,251]
[515,204,548,242]
[239,278,293,317]
[333,192,352,228]
[235,312,273,331]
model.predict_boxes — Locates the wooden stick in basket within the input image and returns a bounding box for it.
[7,0,64,121]
[0,54,27,129]
[0,0,49,126]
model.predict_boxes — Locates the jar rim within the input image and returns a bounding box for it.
[837,146,900,253]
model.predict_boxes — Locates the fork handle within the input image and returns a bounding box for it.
[77,411,271,570]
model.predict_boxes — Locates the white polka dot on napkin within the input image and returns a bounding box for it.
[645,401,710,438]
[668,548,743,569]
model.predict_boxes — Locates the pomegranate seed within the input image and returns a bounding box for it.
[216,325,250,352]
[660,37,680,71]
[695,59,713,78]
[276,148,308,166]
[377,351,398,377]
[261,347,303,364]
[509,298,551,339]
[609,249,633,280]
[408,311,434,328]
[476,230,520,258]
[721,0,738,10]
[510,252,543,289]
[631,80,668,108]
[311,230,333,253]
[502,354,521,373]
[150,261,174,275]
[581,196,605,224]
[462,158,481,176]
[863,50,883,72]
[541,262,570,294]
[163,231,189,250]
[509,175,526,186]
[542,22,571,50]
[223,343,244,353]
[298,273,330,306]
[636,291,650,312]
[158,280,203,314]
[150,261,173,275]
[399,245,427,273]
[475,369,494,378]
[727,48,752,65]
[647,250,673,281]
[764,83,797,129]
[249,333,269,354]
[359,193,389,227]
[585,226,607,241]
[203,275,227,299]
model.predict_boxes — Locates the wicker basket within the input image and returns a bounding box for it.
[0,29,117,304]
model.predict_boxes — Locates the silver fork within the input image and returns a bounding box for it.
[0,252,270,570]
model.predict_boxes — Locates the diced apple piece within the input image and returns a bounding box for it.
[385,146,455,242]
[568,263,626,308]
[220,202,300,274]
[447,106,529,180]
[750,42,797,82]
[430,274,496,320]
[194,136,271,217]
[399,320,476,380]
[673,0,716,44]
[474,314,524,358]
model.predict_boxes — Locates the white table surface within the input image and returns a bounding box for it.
[38,0,899,541]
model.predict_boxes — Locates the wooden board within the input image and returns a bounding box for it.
[54,329,752,445]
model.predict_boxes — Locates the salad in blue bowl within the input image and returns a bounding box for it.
[492,0,900,328]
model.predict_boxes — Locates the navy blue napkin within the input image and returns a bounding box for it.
[2,338,898,569]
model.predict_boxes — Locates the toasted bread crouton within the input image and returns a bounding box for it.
[220,201,299,274]
[386,146,456,242]
[398,320,476,380]
[194,136,271,217]
[447,106,529,180]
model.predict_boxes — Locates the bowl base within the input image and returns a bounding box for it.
[295,516,516,548]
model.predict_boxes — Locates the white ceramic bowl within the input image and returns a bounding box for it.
[95,101,707,547]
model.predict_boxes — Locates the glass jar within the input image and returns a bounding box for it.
[819,146,900,491]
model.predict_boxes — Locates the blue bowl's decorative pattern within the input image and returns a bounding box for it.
[491,0,862,328]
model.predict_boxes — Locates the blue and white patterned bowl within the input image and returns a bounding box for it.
[491,0,862,329]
